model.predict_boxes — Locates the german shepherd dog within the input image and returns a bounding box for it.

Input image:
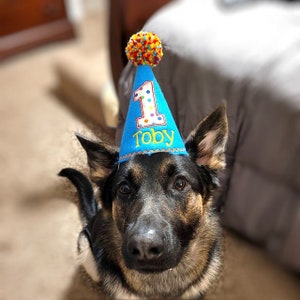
[59,105,228,299]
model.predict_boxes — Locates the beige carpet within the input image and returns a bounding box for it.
[0,12,299,300]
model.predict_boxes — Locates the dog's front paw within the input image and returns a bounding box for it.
[77,231,100,283]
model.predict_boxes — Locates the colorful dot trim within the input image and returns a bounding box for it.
[119,147,187,162]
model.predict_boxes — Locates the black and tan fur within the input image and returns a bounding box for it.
[59,105,228,299]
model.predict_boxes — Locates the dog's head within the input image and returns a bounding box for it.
[77,105,228,274]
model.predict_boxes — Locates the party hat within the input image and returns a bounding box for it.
[119,32,188,163]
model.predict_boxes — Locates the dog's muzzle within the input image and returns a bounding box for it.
[123,224,181,272]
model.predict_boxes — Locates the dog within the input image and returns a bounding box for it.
[59,104,228,299]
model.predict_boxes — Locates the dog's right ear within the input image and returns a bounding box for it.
[75,133,119,182]
[185,104,228,171]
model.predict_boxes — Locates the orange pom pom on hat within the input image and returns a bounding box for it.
[125,32,163,67]
[119,32,188,163]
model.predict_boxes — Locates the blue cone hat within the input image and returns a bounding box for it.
[119,32,188,163]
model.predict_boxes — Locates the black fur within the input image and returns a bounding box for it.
[58,168,98,223]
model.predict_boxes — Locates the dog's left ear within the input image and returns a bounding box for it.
[185,104,228,171]
[76,133,119,182]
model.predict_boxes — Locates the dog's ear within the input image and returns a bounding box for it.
[185,104,228,171]
[76,133,119,182]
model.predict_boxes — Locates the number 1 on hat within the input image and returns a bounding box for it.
[134,81,166,129]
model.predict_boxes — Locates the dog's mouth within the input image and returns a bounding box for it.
[123,254,181,274]
[128,264,177,274]
[137,266,173,274]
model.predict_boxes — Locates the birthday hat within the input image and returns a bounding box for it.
[119,32,188,163]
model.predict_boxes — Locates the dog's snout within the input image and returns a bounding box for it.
[123,215,181,272]
[127,230,164,261]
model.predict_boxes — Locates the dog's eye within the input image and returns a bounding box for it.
[174,177,187,191]
[118,183,132,195]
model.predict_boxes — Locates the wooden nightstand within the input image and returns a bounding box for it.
[0,0,74,60]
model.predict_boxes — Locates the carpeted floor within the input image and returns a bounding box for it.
[0,10,299,300]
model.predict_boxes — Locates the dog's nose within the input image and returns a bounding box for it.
[127,230,164,261]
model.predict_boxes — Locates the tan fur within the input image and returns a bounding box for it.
[131,164,144,183]
[187,104,228,171]
[90,168,110,182]
[198,130,227,170]
[78,233,100,283]
[158,157,174,174]
[186,193,204,218]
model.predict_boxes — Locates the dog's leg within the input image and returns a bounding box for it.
[58,168,98,225]
[77,231,101,282]
[59,168,101,282]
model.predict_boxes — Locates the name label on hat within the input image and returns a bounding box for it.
[133,128,174,148]
[134,81,166,129]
